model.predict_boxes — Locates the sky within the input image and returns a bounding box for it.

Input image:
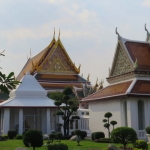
[0,0,150,86]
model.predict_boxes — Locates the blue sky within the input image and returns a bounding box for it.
[0,0,150,86]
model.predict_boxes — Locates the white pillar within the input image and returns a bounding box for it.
[46,108,50,134]
[3,108,10,134]
[19,108,23,134]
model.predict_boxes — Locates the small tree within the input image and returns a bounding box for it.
[111,127,137,149]
[0,50,20,94]
[23,129,43,150]
[54,87,80,136]
[74,130,81,146]
[110,120,117,130]
[103,112,112,138]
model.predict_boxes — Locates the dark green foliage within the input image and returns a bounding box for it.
[110,121,117,130]
[134,140,148,150]
[49,133,55,143]
[47,143,68,150]
[74,130,81,136]
[100,138,112,143]
[2,134,8,140]
[111,127,137,149]
[104,123,110,128]
[0,136,7,141]
[80,131,87,139]
[71,131,75,136]
[55,132,63,142]
[15,134,23,139]
[63,87,72,95]
[94,132,105,139]
[104,112,112,118]
[7,130,17,139]
[103,119,107,122]
[91,132,96,141]
[145,126,150,134]
[48,92,64,101]
[53,87,79,136]
[23,129,43,150]
[54,101,62,106]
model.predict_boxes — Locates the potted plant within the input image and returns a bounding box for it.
[145,126,150,142]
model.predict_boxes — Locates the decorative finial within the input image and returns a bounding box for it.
[145,23,148,32]
[53,27,55,39]
[96,78,98,86]
[58,28,60,40]
[78,64,81,72]
[115,27,119,36]
[87,74,90,81]
[133,58,138,70]
[30,48,32,58]
[99,80,104,90]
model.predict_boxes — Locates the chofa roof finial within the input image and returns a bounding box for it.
[145,23,148,32]
[115,27,120,36]
[53,27,55,39]
[58,28,60,40]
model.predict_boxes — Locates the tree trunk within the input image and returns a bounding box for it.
[63,120,66,135]
[33,147,35,150]
[66,120,69,135]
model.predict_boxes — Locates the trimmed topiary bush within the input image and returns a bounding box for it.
[145,126,150,134]
[49,133,55,143]
[7,130,17,139]
[15,134,23,139]
[2,134,8,140]
[92,132,96,141]
[55,132,63,142]
[23,129,43,150]
[80,131,87,139]
[134,140,148,150]
[94,132,105,139]
[111,127,137,149]
[47,143,68,150]
[71,131,75,136]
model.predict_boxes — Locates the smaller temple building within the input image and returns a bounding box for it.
[0,72,60,135]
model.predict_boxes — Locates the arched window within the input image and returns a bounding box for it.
[138,100,145,130]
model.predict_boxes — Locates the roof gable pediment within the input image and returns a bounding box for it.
[110,42,133,77]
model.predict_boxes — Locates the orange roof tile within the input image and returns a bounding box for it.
[125,42,150,71]
[82,81,132,101]
[130,80,150,94]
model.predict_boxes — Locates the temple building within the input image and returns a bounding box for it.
[81,25,150,140]
[16,30,102,108]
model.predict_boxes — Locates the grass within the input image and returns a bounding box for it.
[0,139,150,150]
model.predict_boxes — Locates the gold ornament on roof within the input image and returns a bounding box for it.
[99,80,104,90]
[32,61,42,72]
[133,58,138,70]
[87,74,90,81]
[53,27,55,40]
[77,64,81,73]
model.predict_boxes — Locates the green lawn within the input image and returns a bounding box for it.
[0,139,150,150]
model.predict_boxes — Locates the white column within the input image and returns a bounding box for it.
[46,108,50,134]
[19,108,23,134]
[3,108,10,134]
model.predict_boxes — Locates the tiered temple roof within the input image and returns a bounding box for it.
[82,25,150,102]
[16,31,92,98]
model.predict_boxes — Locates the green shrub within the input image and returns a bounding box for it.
[91,132,96,141]
[23,129,43,149]
[74,130,81,136]
[94,132,105,139]
[111,127,137,149]
[71,131,75,136]
[100,138,112,143]
[47,143,68,150]
[2,134,8,140]
[145,126,150,134]
[7,130,17,139]
[0,136,7,141]
[15,134,23,139]
[134,140,148,150]
[49,133,55,143]
[80,131,87,139]
[55,132,63,141]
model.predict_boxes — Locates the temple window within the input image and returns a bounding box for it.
[138,100,145,130]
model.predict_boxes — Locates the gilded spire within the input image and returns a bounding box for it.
[87,74,90,81]
[78,64,81,73]
[115,27,121,40]
[99,80,104,90]
[53,27,55,39]
[30,48,32,58]
[58,28,60,40]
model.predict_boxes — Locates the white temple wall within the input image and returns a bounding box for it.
[89,99,121,138]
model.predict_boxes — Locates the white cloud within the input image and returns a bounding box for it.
[142,0,150,7]
[41,0,66,4]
